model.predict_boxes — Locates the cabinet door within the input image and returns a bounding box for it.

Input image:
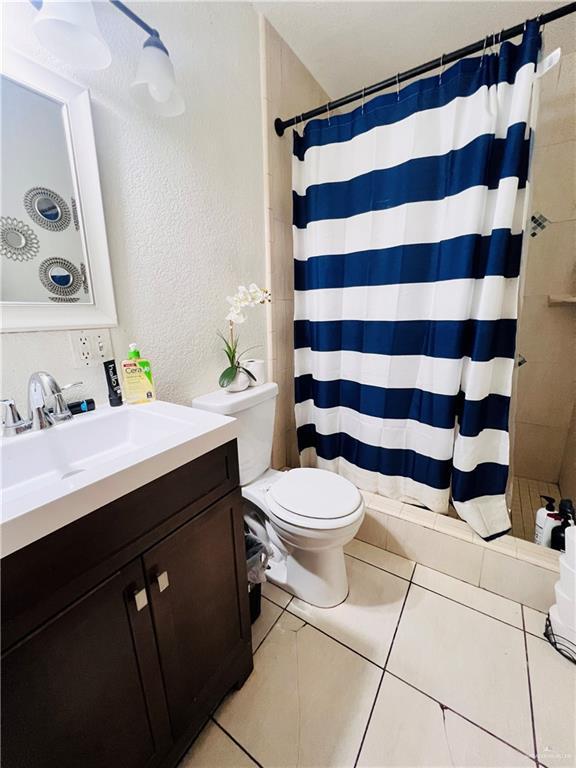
[144,493,252,740]
[1,560,171,768]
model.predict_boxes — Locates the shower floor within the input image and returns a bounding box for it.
[511,476,561,542]
[447,476,561,542]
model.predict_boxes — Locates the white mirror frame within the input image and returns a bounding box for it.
[1,50,117,332]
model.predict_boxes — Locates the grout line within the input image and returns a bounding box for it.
[385,671,538,763]
[353,581,413,767]
[211,718,264,768]
[262,585,294,610]
[284,607,383,670]
[344,551,413,583]
[252,599,286,654]
[350,551,524,631]
[410,582,524,632]
[522,606,541,764]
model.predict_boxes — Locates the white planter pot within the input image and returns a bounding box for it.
[225,369,250,393]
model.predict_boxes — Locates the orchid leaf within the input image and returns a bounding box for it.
[219,366,239,388]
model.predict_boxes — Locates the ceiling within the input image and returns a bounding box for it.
[256,1,575,99]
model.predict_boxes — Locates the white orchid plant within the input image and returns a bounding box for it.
[218,283,271,388]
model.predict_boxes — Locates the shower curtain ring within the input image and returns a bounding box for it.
[439,54,445,84]
[396,73,400,101]
[327,102,331,125]
[537,13,545,37]
[480,35,488,67]
[361,87,366,114]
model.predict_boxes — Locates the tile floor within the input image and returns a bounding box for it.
[179,539,575,768]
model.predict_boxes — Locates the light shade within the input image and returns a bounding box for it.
[33,0,112,70]
[130,37,185,118]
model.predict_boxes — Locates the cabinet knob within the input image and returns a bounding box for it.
[155,571,170,593]
[133,588,149,612]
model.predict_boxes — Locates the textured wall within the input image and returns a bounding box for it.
[1,2,266,409]
[259,16,329,469]
[514,49,576,483]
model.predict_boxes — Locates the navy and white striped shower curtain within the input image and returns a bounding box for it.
[293,23,541,539]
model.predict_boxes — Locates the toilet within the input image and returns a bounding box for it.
[192,382,364,607]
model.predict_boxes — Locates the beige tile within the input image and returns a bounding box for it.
[516,539,561,573]
[523,606,547,638]
[513,422,568,483]
[271,441,287,470]
[388,586,534,756]
[358,673,533,767]
[413,564,523,628]
[269,154,293,226]
[270,218,294,300]
[538,51,576,148]
[433,512,476,542]
[516,296,575,364]
[473,533,518,557]
[179,720,256,768]
[251,596,282,652]
[366,493,404,518]
[531,140,576,223]
[273,300,294,363]
[401,503,437,528]
[527,634,576,767]
[285,427,300,468]
[523,220,576,297]
[560,406,576,499]
[516,362,575,428]
[386,515,484,585]
[289,555,409,666]
[215,612,381,767]
[480,550,558,612]
[356,506,390,550]
[345,538,415,580]
[262,579,293,608]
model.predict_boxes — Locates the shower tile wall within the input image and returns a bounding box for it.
[259,16,329,469]
[514,50,576,486]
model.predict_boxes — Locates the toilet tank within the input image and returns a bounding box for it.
[192,383,278,485]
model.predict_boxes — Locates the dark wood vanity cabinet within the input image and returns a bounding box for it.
[1,441,253,768]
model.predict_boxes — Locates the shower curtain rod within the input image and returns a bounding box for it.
[274,1,576,136]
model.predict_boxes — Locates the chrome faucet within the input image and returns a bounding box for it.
[27,371,78,431]
[0,399,31,437]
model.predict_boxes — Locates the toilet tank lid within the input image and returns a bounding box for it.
[192,382,278,415]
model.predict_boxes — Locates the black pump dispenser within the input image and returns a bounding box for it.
[541,495,556,511]
[550,499,575,552]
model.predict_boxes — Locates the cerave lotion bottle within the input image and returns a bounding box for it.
[121,343,156,404]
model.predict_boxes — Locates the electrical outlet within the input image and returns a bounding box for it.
[69,330,113,368]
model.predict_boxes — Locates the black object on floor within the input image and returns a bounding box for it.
[249,583,262,624]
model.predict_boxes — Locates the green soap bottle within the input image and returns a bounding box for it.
[121,343,156,404]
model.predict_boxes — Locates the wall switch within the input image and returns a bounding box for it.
[69,330,113,368]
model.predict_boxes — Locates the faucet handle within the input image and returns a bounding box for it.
[1,399,31,437]
[50,381,82,421]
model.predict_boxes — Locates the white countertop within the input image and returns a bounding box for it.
[0,400,238,558]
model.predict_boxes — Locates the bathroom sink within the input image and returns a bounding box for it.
[0,401,238,557]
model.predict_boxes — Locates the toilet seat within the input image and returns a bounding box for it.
[265,468,363,530]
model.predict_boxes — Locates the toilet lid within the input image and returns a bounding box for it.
[268,468,362,520]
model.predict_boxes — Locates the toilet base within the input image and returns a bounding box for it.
[266,545,349,608]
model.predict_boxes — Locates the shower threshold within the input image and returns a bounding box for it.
[448,476,561,542]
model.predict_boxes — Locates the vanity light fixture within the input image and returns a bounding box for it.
[31,0,112,70]
[28,0,185,116]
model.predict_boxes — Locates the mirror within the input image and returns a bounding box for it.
[1,52,117,331]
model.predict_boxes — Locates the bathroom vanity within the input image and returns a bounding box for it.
[1,404,252,768]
